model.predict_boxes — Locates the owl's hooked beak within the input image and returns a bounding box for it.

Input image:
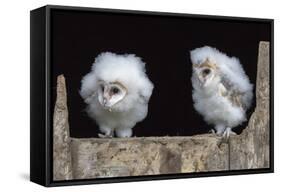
[102,94,112,112]
[202,78,211,87]
[102,98,109,107]
[102,96,112,112]
[198,76,207,87]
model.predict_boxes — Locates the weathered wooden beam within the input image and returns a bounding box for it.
[53,75,73,180]
[53,41,270,180]
[229,41,270,170]
[71,135,228,179]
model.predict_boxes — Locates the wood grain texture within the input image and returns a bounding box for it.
[70,135,228,179]
[53,75,73,180]
[229,41,270,170]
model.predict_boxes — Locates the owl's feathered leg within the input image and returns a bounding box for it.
[98,133,113,138]
[98,126,114,138]
[115,128,133,138]
[222,127,236,139]
[209,129,216,134]
[214,124,226,136]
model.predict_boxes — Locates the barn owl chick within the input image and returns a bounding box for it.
[80,52,154,138]
[190,46,253,138]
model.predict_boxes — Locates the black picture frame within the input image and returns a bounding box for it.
[30,5,274,187]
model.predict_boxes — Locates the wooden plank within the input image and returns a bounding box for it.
[53,75,73,180]
[229,42,270,169]
[70,135,228,179]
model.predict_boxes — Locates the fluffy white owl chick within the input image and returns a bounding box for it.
[80,52,154,138]
[190,46,253,138]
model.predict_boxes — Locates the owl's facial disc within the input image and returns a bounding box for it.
[98,81,127,110]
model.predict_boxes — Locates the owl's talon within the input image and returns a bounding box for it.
[98,133,106,138]
[98,133,113,138]
[209,129,216,134]
[222,127,236,140]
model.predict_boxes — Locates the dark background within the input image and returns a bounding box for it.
[51,9,271,138]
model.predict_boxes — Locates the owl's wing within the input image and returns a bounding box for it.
[138,89,152,104]
[220,77,247,110]
[137,79,154,104]
[138,93,150,104]
[80,72,98,104]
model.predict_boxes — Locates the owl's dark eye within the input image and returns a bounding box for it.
[203,69,211,75]
[112,87,119,94]
[101,85,104,92]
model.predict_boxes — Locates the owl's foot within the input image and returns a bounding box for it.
[214,124,226,136]
[222,127,236,140]
[115,128,133,138]
[98,129,113,138]
[99,126,114,138]
[98,133,113,138]
[209,129,216,134]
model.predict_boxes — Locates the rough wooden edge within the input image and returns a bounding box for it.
[53,75,73,180]
[229,41,270,169]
